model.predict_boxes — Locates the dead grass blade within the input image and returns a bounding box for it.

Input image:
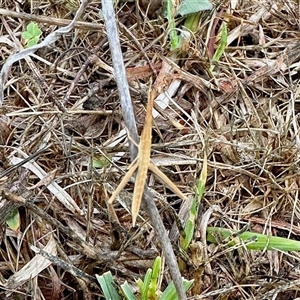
[0,0,90,105]
[3,236,57,289]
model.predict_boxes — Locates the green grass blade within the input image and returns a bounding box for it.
[121,281,138,300]
[180,152,207,251]
[184,12,201,33]
[166,0,181,50]
[207,227,300,251]
[160,279,194,300]
[148,257,161,299]
[96,272,121,300]
[212,22,227,62]
[141,269,152,299]
[181,218,194,251]
[210,22,227,72]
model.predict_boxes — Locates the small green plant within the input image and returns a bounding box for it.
[21,22,42,48]
[96,256,193,299]
[180,153,207,252]
[6,208,20,231]
[179,153,207,270]
[166,0,213,51]
[92,155,111,169]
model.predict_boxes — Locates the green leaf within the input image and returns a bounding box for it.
[26,37,39,48]
[177,0,213,16]
[21,31,33,39]
[160,279,194,300]
[136,278,144,291]
[121,282,138,300]
[26,22,42,37]
[141,269,152,299]
[92,156,110,168]
[180,152,207,251]
[22,22,42,48]
[184,12,201,32]
[166,0,182,51]
[148,257,161,299]
[181,219,194,251]
[170,29,182,51]
[212,22,227,63]
[96,272,121,300]
[6,208,20,231]
[207,227,300,251]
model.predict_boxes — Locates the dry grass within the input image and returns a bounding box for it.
[1,0,300,299]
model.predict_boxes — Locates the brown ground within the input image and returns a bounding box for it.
[1,0,300,299]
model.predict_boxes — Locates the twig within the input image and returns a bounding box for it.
[30,244,98,285]
[102,1,187,299]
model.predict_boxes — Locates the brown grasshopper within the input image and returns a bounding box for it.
[108,88,186,226]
